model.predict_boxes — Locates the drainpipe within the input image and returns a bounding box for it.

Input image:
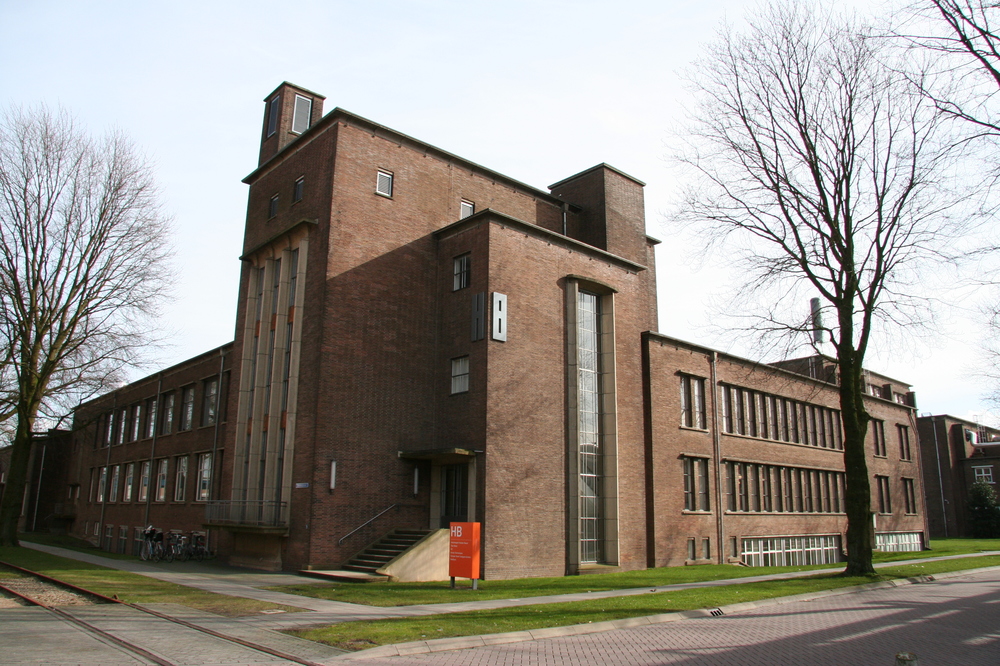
[142,375,164,527]
[710,351,726,562]
[931,416,948,538]
[207,347,227,552]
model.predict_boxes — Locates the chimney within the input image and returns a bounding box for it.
[258,82,326,166]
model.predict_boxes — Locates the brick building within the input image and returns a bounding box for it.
[918,415,1000,538]
[56,82,927,576]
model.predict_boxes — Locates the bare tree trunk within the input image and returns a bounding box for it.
[0,405,36,547]
[838,344,875,575]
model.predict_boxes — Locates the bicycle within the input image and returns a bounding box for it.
[140,526,165,562]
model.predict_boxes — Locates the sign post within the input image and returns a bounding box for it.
[448,522,481,589]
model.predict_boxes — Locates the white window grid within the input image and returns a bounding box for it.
[973,466,994,484]
[875,532,923,552]
[740,534,841,567]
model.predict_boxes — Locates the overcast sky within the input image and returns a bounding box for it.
[2,0,994,423]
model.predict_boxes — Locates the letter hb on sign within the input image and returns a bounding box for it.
[451,525,462,537]
[449,522,481,580]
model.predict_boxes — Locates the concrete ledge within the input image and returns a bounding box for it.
[329,565,1000,660]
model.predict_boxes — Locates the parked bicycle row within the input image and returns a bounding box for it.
[139,527,211,563]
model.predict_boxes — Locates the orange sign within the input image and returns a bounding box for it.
[448,522,481,580]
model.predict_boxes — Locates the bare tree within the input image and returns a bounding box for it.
[678,1,965,574]
[0,106,171,546]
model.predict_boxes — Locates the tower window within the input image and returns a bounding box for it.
[460,200,475,219]
[291,95,312,134]
[293,177,304,203]
[376,170,393,197]
[266,95,280,137]
[268,194,279,219]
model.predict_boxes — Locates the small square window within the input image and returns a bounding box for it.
[376,170,393,197]
[293,177,304,203]
[268,194,279,219]
[453,254,470,291]
[291,95,312,134]
[460,200,475,219]
[451,356,469,394]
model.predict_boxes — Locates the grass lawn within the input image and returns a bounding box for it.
[290,554,1000,651]
[0,546,304,617]
[266,537,1000,607]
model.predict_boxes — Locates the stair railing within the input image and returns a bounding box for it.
[338,503,399,545]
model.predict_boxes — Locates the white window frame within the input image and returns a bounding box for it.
[974,465,995,484]
[376,170,393,197]
[155,459,168,502]
[291,94,312,134]
[174,456,188,502]
[266,95,280,137]
[197,453,212,502]
[460,200,475,219]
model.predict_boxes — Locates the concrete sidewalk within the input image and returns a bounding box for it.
[17,541,1000,630]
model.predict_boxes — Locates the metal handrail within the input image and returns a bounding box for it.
[338,503,398,545]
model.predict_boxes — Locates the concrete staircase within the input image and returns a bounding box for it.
[342,529,432,575]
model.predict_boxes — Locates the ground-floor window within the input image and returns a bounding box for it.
[740,534,841,567]
[875,532,923,552]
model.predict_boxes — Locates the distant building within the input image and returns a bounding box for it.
[43,83,927,576]
[917,415,1000,538]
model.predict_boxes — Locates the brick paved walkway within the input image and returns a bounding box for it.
[349,568,1000,665]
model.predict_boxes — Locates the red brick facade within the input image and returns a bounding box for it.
[58,82,927,576]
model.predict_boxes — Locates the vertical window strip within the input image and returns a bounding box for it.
[578,291,603,564]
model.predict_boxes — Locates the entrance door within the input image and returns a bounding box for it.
[440,463,468,528]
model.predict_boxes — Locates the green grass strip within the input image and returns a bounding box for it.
[0,546,303,617]
[290,555,1000,651]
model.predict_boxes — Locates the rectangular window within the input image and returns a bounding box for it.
[376,170,393,197]
[202,378,219,426]
[872,420,887,457]
[116,408,127,444]
[155,459,168,502]
[138,461,150,502]
[197,453,212,502]
[974,466,995,484]
[179,386,195,431]
[453,254,470,291]
[266,95,280,137]
[129,404,141,442]
[123,463,134,502]
[687,537,697,561]
[897,424,911,461]
[108,465,120,503]
[291,94,312,134]
[174,456,188,502]
[683,457,710,511]
[460,200,475,219]
[903,478,917,514]
[450,356,469,394]
[702,537,711,560]
[160,394,174,435]
[268,194,279,219]
[680,375,707,429]
[293,176,304,203]
[97,467,107,503]
[722,386,733,433]
[145,398,157,438]
[876,475,891,514]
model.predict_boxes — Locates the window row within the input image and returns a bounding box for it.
[89,454,213,505]
[720,384,843,450]
[98,377,226,447]
[267,177,305,220]
[872,421,912,461]
[876,475,918,514]
[725,461,846,514]
[265,92,312,138]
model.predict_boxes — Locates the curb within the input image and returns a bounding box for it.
[329,565,1000,660]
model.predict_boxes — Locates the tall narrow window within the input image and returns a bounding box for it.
[123,463,134,502]
[293,176,304,203]
[578,290,603,564]
[268,194,279,219]
[155,459,168,502]
[197,453,212,502]
[108,465,120,503]
[680,375,707,429]
[872,420,887,457]
[897,424,911,460]
[376,170,393,197]
[145,398,157,439]
[202,378,219,426]
[160,393,175,435]
[460,200,475,219]
[266,95,280,137]
[903,478,917,514]
[174,456,188,502]
[683,457,711,511]
[450,356,469,394]
[129,404,141,442]
[876,475,891,513]
[138,461,150,502]
[179,386,195,431]
[291,94,312,134]
[97,467,107,503]
[453,254,470,291]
